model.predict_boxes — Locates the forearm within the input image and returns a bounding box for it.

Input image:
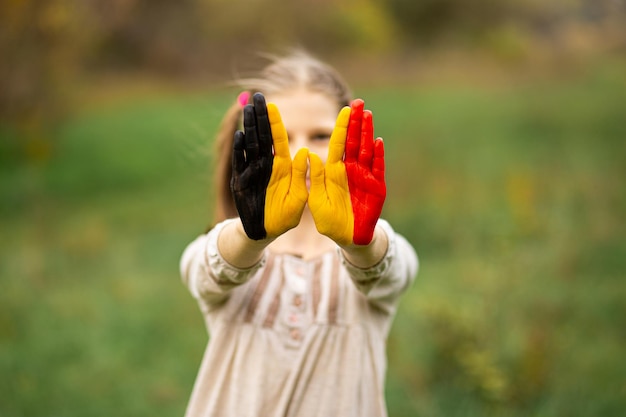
[340,224,388,269]
[217,218,274,269]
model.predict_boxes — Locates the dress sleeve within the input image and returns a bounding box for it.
[339,219,418,314]
[180,218,266,304]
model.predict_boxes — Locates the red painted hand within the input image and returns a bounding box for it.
[344,99,386,245]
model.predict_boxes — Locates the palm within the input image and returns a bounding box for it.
[231,94,308,240]
[308,107,355,246]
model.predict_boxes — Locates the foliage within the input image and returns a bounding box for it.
[2,0,624,125]
[1,58,625,416]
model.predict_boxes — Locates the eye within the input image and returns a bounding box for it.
[311,132,331,141]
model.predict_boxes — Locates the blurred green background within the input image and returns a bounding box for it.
[1,0,625,416]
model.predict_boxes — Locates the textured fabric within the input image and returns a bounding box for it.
[179,218,418,417]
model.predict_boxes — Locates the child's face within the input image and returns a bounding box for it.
[267,89,339,163]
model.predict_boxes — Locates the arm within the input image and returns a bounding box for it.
[308,99,417,309]
[180,93,309,302]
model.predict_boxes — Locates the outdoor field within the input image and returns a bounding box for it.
[1,53,624,416]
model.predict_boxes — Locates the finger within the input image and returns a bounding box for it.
[232,130,247,174]
[308,152,326,210]
[359,110,374,168]
[345,99,364,163]
[253,93,272,158]
[372,138,385,181]
[243,104,259,160]
[267,103,290,158]
[291,148,310,202]
[327,107,351,164]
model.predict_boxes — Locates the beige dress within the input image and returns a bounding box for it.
[180,219,418,417]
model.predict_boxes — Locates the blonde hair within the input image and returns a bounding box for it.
[211,50,352,226]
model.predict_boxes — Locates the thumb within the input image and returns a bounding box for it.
[291,147,309,202]
[308,152,326,211]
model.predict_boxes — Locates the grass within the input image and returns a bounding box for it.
[1,59,625,416]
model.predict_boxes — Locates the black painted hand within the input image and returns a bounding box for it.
[230,93,274,240]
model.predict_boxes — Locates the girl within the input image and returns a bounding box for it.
[180,51,418,417]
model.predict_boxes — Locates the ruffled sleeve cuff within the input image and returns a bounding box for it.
[186,218,266,301]
[338,219,396,295]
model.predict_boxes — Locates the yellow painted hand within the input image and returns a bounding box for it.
[308,107,355,246]
[264,103,310,237]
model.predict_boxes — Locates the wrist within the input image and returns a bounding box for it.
[340,226,388,269]
[234,220,276,248]
[217,219,274,269]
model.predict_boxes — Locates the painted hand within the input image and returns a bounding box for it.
[230,93,309,240]
[308,100,386,246]
[231,93,274,240]
[344,99,386,245]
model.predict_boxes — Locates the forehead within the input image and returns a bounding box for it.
[266,89,339,130]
